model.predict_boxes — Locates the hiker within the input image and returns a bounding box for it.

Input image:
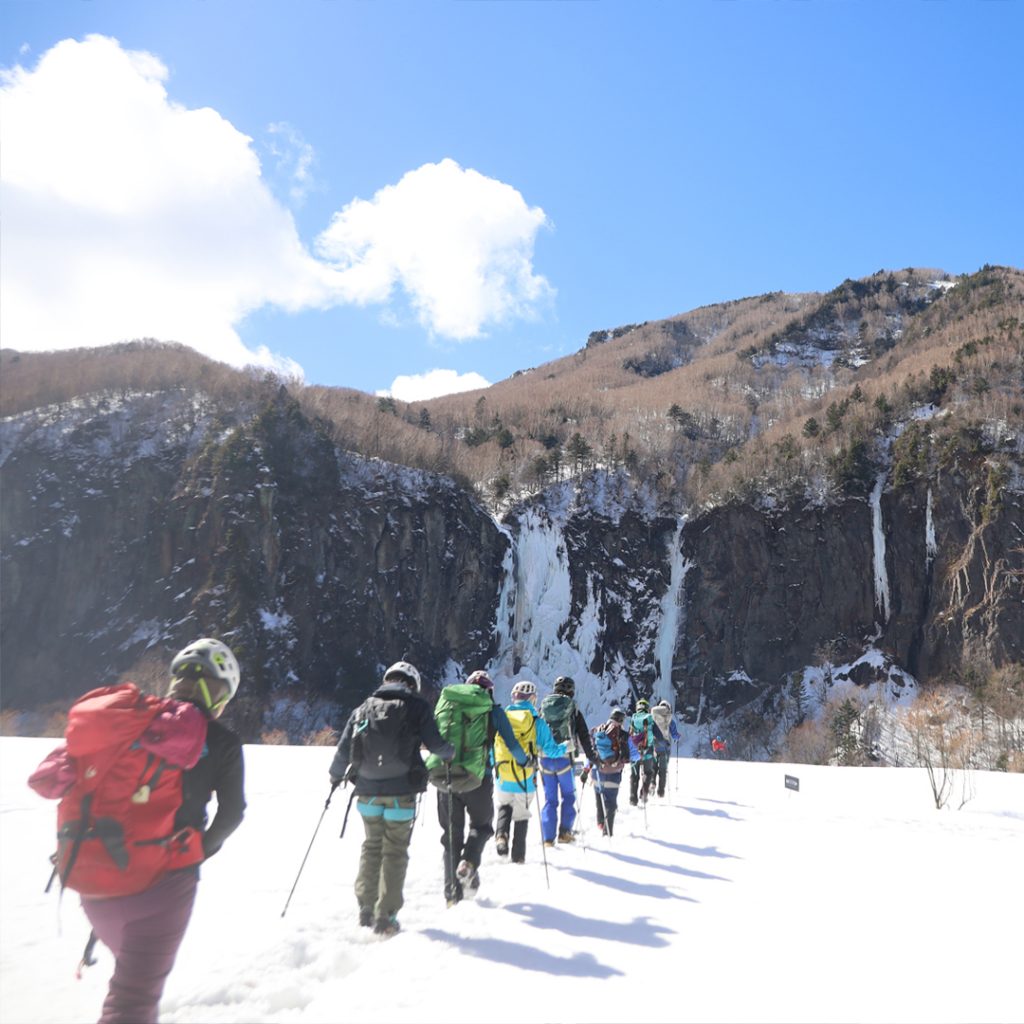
[538,675,598,846]
[588,707,631,836]
[628,698,657,805]
[711,734,727,755]
[28,637,246,1024]
[493,680,568,863]
[328,661,454,937]
[425,670,528,906]
[650,699,681,798]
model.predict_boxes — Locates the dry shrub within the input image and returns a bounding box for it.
[0,709,22,737]
[305,726,337,746]
[260,728,290,746]
[779,719,832,765]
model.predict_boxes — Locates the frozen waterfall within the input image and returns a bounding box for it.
[870,472,891,624]
[654,517,690,709]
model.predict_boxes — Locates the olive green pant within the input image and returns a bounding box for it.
[354,795,417,921]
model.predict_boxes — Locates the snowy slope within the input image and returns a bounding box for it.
[1,738,1022,1024]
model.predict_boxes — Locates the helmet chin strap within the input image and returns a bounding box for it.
[197,676,229,715]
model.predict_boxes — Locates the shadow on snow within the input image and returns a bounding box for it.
[562,866,698,901]
[591,847,732,882]
[504,902,676,947]
[419,931,624,978]
[638,836,744,861]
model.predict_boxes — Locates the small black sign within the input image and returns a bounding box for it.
[784,774,800,792]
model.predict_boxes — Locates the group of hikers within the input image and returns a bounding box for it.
[327,661,681,936]
[27,639,683,1023]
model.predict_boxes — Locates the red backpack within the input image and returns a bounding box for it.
[29,683,208,897]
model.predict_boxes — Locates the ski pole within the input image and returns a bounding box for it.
[281,781,339,918]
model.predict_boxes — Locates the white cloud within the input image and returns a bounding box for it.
[0,35,335,375]
[0,37,553,381]
[265,121,317,206]
[378,368,491,402]
[316,158,554,339]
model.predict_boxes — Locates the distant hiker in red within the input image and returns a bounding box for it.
[28,638,246,1024]
[711,735,727,754]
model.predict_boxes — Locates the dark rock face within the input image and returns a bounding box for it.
[2,389,1021,743]
[1,390,505,739]
[675,467,1023,723]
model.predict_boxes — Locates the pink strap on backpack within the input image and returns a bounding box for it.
[27,745,76,800]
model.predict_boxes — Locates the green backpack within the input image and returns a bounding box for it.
[425,684,494,793]
[540,692,576,747]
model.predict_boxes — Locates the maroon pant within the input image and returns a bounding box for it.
[81,868,198,1024]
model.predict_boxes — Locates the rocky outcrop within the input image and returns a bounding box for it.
[2,387,1021,745]
[0,389,505,739]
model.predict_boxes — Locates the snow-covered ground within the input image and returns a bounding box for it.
[2,737,1022,1024]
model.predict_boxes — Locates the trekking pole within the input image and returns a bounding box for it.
[575,762,588,852]
[445,764,458,903]
[75,931,98,979]
[532,765,550,889]
[675,739,680,789]
[338,787,357,838]
[594,771,611,840]
[281,781,340,918]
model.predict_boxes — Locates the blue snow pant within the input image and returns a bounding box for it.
[539,756,576,841]
[593,768,622,835]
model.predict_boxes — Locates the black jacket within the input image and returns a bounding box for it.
[329,684,454,796]
[175,718,246,859]
[573,707,598,763]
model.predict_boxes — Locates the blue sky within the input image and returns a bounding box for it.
[2,1,1021,399]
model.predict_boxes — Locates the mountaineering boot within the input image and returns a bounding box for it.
[358,907,373,928]
[543,839,555,848]
[373,916,401,938]
[456,859,480,899]
[557,830,575,844]
[495,833,509,857]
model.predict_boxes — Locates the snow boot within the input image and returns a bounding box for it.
[456,859,480,899]
[495,833,509,857]
[358,907,373,928]
[373,916,401,938]
[557,830,575,844]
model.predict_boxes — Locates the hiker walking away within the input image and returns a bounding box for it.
[424,670,527,906]
[493,681,568,863]
[650,700,681,798]
[589,708,630,836]
[328,661,453,937]
[628,698,657,805]
[28,638,246,1024]
[538,675,598,846]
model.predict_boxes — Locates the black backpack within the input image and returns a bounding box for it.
[350,695,424,789]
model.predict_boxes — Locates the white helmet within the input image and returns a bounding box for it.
[383,661,421,692]
[511,680,537,701]
[169,638,241,714]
